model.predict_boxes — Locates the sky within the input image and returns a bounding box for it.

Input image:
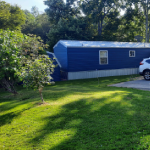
[4,0,124,15]
[4,0,47,13]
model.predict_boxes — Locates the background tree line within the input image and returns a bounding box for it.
[0,0,150,52]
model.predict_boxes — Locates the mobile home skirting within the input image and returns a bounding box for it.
[68,68,139,80]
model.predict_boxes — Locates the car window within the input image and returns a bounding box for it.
[146,59,150,64]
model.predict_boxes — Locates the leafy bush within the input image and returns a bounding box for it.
[0,29,55,102]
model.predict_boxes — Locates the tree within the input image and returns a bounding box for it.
[0,30,26,94]
[31,6,39,17]
[21,10,37,35]
[44,0,80,24]
[47,17,94,51]
[116,7,145,42]
[0,1,26,30]
[16,34,55,102]
[139,0,150,42]
[80,0,122,37]
[96,11,120,41]
[125,0,150,42]
[22,10,36,29]
[45,0,95,51]
[17,34,55,102]
[18,54,55,103]
[32,13,51,43]
[22,10,51,43]
[0,30,55,102]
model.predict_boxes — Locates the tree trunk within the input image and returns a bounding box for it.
[148,25,150,42]
[146,0,149,42]
[100,16,103,35]
[98,22,101,36]
[98,16,103,36]
[0,78,18,95]
[98,22,103,36]
[39,87,44,103]
[39,91,44,103]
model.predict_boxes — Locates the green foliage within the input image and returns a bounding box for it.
[80,0,122,37]
[116,7,145,42]
[44,0,79,24]
[14,33,55,89]
[45,0,95,51]
[22,10,36,32]
[31,6,39,17]
[47,17,94,51]
[18,54,55,90]
[16,33,55,102]
[0,1,26,30]
[22,10,51,43]
[0,30,25,94]
[0,29,55,99]
[122,0,150,42]
[103,12,120,41]
[93,11,121,41]
[45,0,146,46]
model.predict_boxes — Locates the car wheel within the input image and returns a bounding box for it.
[144,70,150,80]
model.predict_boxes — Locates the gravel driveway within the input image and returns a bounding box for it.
[109,77,150,91]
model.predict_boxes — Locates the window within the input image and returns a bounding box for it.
[99,50,108,64]
[146,59,150,64]
[129,50,135,57]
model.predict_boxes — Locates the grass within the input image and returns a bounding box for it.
[1,75,150,149]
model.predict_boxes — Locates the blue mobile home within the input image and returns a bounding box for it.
[53,40,150,80]
[46,51,61,81]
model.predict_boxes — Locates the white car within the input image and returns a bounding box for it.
[139,58,150,80]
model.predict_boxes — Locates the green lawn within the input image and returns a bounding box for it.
[1,75,150,150]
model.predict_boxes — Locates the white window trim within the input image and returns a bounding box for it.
[129,50,135,57]
[99,50,108,65]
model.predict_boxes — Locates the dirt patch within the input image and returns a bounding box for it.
[37,102,50,106]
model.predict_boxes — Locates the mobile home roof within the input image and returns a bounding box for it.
[54,40,150,48]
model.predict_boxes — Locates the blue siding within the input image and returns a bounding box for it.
[67,47,150,72]
[54,42,68,71]
[47,53,61,81]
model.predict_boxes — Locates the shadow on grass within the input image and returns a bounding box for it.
[43,75,138,102]
[0,111,22,127]
[0,75,145,149]
[0,101,37,127]
[0,88,40,127]
[27,87,150,150]
[0,87,40,111]
[42,75,139,101]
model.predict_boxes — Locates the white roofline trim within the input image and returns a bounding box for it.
[46,51,62,68]
[53,40,67,49]
[67,46,150,48]
[57,40,150,48]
